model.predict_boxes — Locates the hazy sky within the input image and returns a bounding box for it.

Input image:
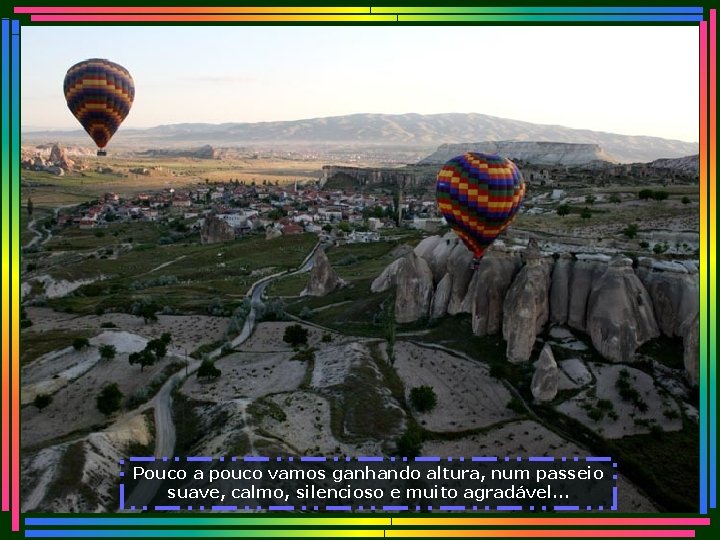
[22,25,699,142]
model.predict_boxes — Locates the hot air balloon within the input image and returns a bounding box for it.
[436,152,526,268]
[63,58,134,156]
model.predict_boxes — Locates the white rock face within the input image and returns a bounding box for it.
[502,249,552,363]
[394,252,434,324]
[419,141,617,165]
[370,257,403,293]
[301,249,344,296]
[586,256,660,362]
[531,344,559,402]
[446,242,475,314]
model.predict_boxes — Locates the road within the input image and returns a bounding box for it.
[124,240,323,509]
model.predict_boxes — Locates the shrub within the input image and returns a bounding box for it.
[622,223,639,239]
[653,243,669,254]
[395,428,422,459]
[585,194,596,205]
[609,193,622,204]
[681,196,691,204]
[580,207,592,219]
[99,344,116,361]
[410,385,437,412]
[34,393,52,411]
[283,324,309,347]
[100,322,117,328]
[651,190,669,201]
[556,204,570,216]
[72,337,90,350]
[197,359,221,380]
[638,189,653,200]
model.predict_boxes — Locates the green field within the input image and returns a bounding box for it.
[38,230,317,315]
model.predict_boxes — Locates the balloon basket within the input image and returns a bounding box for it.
[97,149,107,156]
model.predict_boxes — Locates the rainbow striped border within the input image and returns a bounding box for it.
[1,3,717,539]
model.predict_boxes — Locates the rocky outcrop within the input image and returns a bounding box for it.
[372,234,698,382]
[502,244,552,363]
[415,233,458,283]
[680,312,699,386]
[302,250,344,297]
[465,249,523,337]
[200,215,235,244]
[549,254,573,324]
[394,253,434,324]
[446,243,475,314]
[531,344,559,402]
[430,273,452,319]
[635,258,698,338]
[49,143,75,171]
[586,256,660,363]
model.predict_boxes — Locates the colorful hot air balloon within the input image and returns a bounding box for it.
[436,152,526,268]
[63,59,135,156]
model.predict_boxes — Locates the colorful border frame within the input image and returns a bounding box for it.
[1,2,717,539]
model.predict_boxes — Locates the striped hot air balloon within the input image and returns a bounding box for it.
[63,58,135,156]
[436,153,526,268]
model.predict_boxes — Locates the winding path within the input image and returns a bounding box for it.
[124,240,323,508]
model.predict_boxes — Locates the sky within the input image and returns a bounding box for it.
[21,25,699,142]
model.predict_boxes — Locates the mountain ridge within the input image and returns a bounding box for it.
[23,112,697,163]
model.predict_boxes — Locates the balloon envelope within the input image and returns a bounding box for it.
[436,152,525,263]
[63,58,135,150]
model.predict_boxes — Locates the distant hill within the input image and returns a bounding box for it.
[23,112,697,163]
[419,141,617,166]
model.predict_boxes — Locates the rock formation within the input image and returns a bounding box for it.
[49,143,74,171]
[680,311,699,386]
[419,141,616,166]
[531,344,559,402]
[585,256,659,363]
[394,252,434,324]
[430,273,452,319]
[465,249,523,337]
[445,242,475,314]
[549,253,573,324]
[635,258,698,338]
[502,242,552,363]
[200,215,235,244]
[371,233,699,382]
[567,255,610,331]
[301,250,344,297]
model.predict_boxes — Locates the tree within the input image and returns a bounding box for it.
[638,189,653,200]
[34,393,52,411]
[147,338,167,359]
[283,324,309,348]
[410,385,437,412]
[197,359,221,380]
[27,197,34,216]
[556,204,570,217]
[72,337,90,350]
[160,332,172,346]
[99,344,116,361]
[580,207,592,219]
[96,383,123,416]
[129,349,156,372]
[136,302,159,323]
